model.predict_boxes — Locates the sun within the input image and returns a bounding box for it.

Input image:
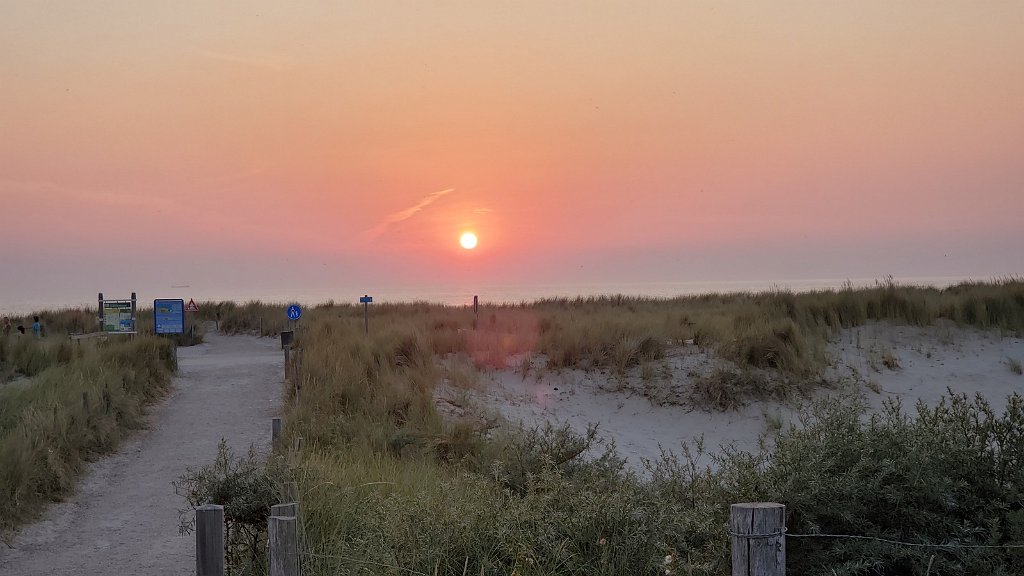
[459,232,478,250]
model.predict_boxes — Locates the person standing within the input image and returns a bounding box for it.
[31,315,42,338]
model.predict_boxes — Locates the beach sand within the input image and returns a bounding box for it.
[435,323,1024,472]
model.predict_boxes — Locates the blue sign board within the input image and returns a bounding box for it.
[286,305,302,321]
[359,295,373,303]
[154,299,185,335]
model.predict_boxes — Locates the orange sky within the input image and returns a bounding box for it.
[2,2,1022,306]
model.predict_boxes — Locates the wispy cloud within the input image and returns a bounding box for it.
[473,207,493,215]
[361,188,454,241]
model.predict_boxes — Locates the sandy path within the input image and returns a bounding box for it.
[0,332,283,576]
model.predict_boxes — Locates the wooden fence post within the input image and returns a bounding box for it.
[196,504,225,576]
[272,417,282,442]
[272,502,299,518]
[269,515,299,576]
[730,502,785,576]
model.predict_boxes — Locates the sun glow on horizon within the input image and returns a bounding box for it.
[459,232,478,250]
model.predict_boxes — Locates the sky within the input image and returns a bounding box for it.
[2,2,1022,309]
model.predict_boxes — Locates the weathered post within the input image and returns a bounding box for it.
[271,502,299,518]
[272,417,282,442]
[196,504,225,576]
[730,502,785,576]
[268,515,299,576]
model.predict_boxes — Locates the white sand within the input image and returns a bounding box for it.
[437,324,1024,472]
[828,322,1024,414]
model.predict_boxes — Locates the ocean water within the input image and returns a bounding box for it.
[0,275,987,315]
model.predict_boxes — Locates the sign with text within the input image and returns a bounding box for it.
[359,295,373,303]
[154,299,185,335]
[102,300,135,333]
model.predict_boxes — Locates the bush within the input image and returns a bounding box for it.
[175,440,285,574]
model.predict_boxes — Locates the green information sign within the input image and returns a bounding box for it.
[102,300,135,333]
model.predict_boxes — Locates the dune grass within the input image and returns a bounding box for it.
[0,336,176,537]
[249,278,1024,575]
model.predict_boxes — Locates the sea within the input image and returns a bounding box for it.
[0,275,993,316]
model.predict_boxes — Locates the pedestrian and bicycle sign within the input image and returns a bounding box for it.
[154,299,185,335]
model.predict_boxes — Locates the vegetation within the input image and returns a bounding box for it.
[0,335,176,537]
[6,277,1024,572]
[245,278,1024,575]
[175,440,286,573]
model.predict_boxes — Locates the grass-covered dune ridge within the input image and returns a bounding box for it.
[0,336,176,536]
[265,279,1024,575]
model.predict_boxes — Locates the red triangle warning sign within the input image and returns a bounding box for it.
[185,298,200,312]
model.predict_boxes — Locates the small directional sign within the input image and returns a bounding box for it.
[286,305,302,321]
[359,295,373,303]
[185,298,200,312]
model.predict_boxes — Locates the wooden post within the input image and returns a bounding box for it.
[272,502,299,518]
[730,502,785,576]
[272,417,282,442]
[196,504,225,576]
[269,515,299,576]
[284,347,291,380]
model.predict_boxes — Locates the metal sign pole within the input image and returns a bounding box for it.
[359,295,372,335]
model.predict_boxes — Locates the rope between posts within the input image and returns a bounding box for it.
[728,529,1024,549]
[728,528,787,540]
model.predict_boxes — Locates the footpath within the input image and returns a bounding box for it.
[0,332,283,576]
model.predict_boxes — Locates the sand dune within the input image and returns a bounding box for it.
[436,323,1024,472]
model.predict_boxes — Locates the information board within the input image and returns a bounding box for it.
[154,299,185,335]
[102,300,135,333]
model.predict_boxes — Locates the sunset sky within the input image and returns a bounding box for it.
[2,2,1022,309]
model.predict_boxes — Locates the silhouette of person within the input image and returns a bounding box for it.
[32,315,42,338]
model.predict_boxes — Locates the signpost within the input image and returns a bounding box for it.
[286,305,302,321]
[473,295,479,329]
[98,292,137,334]
[359,295,372,334]
[154,299,185,334]
[185,299,200,312]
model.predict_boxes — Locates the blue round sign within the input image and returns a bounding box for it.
[286,305,302,321]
